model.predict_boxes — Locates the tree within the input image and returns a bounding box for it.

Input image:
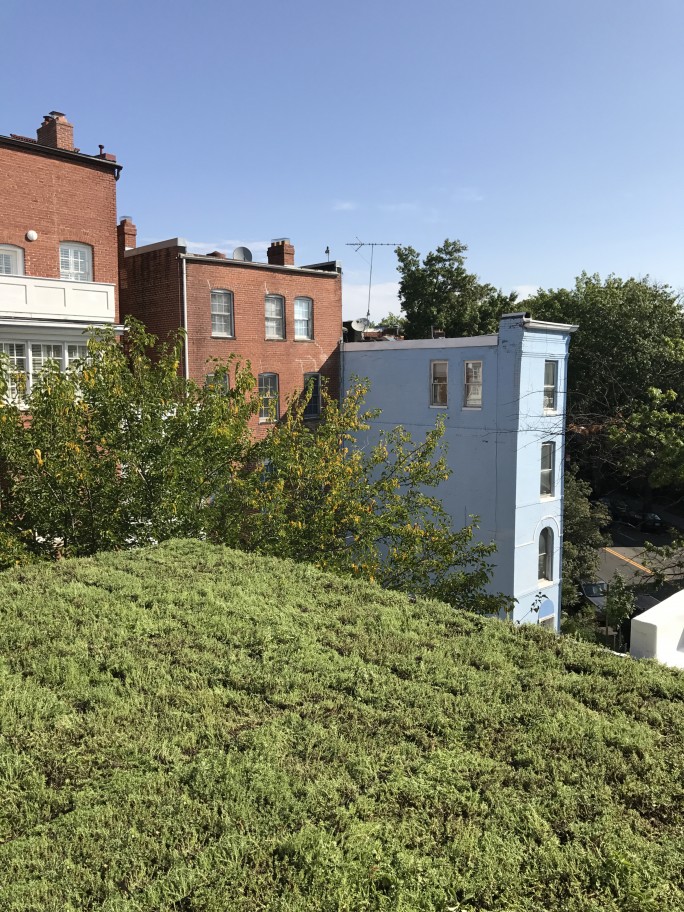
[561,468,610,609]
[527,273,684,486]
[0,320,256,560]
[220,378,505,613]
[396,239,517,339]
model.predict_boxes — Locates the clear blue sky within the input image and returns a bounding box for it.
[4,0,684,322]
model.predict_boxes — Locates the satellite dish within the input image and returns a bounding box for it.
[233,246,253,262]
[351,318,369,331]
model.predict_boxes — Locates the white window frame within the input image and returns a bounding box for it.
[430,360,448,407]
[0,342,27,402]
[265,295,285,340]
[66,344,89,368]
[303,372,321,418]
[294,297,313,340]
[258,372,279,423]
[464,360,483,408]
[31,343,63,379]
[543,360,558,412]
[60,242,93,282]
[210,289,235,338]
[0,244,25,275]
[538,527,554,582]
[540,441,555,497]
[205,371,230,394]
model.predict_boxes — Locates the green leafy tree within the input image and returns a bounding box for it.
[528,273,684,485]
[224,378,505,613]
[396,239,517,339]
[561,468,610,609]
[0,320,256,559]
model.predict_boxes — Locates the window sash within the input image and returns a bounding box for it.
[32,344,63,376]
[538,528,553,581]
[464,360,482,407]
[211,290,234,337]
[0,246,23,275]
[265,295,285,339]
[303,372,321,418]
[258,373,279,422]
[540,442,555,496]
[294,297,313,340]
[544,360,558,411]
[430,360,448,406]
[60,244,92,282]
[0,342,26,401]
[67,344,89,366]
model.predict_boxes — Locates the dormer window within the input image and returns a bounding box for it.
[0,245,24,276]
[60,242,92,282]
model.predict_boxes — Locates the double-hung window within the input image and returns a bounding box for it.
[303,372,321,418]
[258,373,279,423]
[540,441,555,497]
[0,342,26,402]
[265,295,285,340]
[294,297,313,340]
[0,245,24,275]
[211,290,234,337]
[464,360,482,408]
[430,360,448,406]
[67,344,89,367]
[32,344,63,377]
[205,371,230,393]
[60,243,92,282]
[538,527,554,582]
[544,360,558,411]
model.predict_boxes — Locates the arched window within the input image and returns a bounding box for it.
[0,244,24,275]
[538,527,554,582]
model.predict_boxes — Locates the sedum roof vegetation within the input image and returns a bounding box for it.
[0,542,683,912]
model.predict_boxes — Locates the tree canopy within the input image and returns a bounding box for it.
[0,320,500,612]
[396,239,517,339]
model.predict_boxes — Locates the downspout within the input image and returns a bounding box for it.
[180,254,190,381]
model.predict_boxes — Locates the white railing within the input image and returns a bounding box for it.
[0,274,115,323]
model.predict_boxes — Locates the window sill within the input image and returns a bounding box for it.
[429,404,448,409]
[265,337,286,342]
[463,405,482,410]
[211,333,235,339]
[537,578,555,588]
[294,337,314,342]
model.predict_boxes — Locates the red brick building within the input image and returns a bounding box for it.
[119,227,342,428]
[0,111,121,398]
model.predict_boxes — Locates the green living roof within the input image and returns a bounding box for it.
[0,540,682,911]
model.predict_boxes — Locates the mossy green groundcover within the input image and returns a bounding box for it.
[0,541,683,911]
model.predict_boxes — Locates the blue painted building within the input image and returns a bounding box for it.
[341,313,577,629]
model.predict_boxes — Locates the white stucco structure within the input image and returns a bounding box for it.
[630,590,684,668]
[342,313,577,629]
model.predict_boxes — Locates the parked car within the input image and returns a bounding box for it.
[609,497,629,521]
[638,512,667,533]
[580,580,608,612]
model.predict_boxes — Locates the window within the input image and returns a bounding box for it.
[539,615,555,629]
[32,344,63,377]
[303,372,321,418]
[544,360,558,411]
[538,527,554,581]
[0,245,24,275]
[60,243,93,282]
[67,344,89,367]
[0,342,26,401]
[205,371,230,393]
[294,297,313,340]
[464,360,482,408]
[430,360,448,406]
[540,441,555,496]
[265,295,285,340]
[258,373,279,422]
[210,290,234,337]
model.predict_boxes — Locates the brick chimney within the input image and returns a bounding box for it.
[118,216,137,252]
[267,238,295,266]
[36,111,74,151]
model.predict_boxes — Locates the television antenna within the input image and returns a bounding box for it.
[346,238,399,323]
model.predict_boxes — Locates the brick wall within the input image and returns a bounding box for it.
[0,142,119,315]
[121,248,342,432]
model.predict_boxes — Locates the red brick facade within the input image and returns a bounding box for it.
[120,235,342,431]
[0,114,121,315]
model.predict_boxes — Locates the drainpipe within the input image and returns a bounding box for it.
[180,255,189,381]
